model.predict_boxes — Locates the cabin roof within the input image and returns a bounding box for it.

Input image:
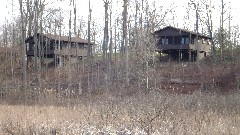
[43,33,91,44]
[155,26,211,39]
[26,33,94,45]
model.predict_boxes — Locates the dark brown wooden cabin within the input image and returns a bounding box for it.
[25,33,93,66]
[154,26,212,61]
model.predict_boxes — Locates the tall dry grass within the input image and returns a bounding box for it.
[1,90,240,134]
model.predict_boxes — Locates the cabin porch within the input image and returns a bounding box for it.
[159,49,197,62]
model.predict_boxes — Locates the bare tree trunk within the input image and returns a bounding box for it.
[108,2,113,87]
[67,1,72,99]
[38,0,43,91]
[27,0,33,37]
[103,1,109,62]
[206,0,215,57]
[3,22,8,96]
[220,0,224,61]
[123,0,129,86]
[228,13,232,60]
[87,0,92,92]
[92,22,96,91]
[145,3,149,90]
[103,0,109,91]
[114,19,117,82]
[11,24,15,83]
[196,6,199,64]
[33,0,39,79]
[19,0,27,101]
[109,18,113,62]
[57,25,62,97]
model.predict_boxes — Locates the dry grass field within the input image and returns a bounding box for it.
[1,90,240,134]
[1,51,240,134]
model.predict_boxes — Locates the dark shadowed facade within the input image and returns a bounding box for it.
[154,26,212,61]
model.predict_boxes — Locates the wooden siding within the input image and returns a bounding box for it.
[26,49,55,56]
[55,47,87,56]
[192,38,211,52]
[157,44,193,50]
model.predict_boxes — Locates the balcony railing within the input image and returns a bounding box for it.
[157,44,194,50]
[157,43,210,52]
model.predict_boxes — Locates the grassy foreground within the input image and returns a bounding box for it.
[0,90,240,135]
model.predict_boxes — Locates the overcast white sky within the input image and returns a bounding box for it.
[0,0,240,33]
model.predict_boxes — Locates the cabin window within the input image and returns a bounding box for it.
[180,37,190,44]
[49,42,54,50]
[185,38,189,44]
[26,43,29,51]
[161,38,168,45]
[181,38,184,44]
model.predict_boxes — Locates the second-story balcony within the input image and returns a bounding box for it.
[157,44,195,50]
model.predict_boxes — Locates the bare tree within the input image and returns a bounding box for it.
[18,0,27,101]
[205,0,215,56]
[102,0,110,62]
[102,0,110,91]
[220,0,224,60]
[87,0,92,92]
[123,0,129,86]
